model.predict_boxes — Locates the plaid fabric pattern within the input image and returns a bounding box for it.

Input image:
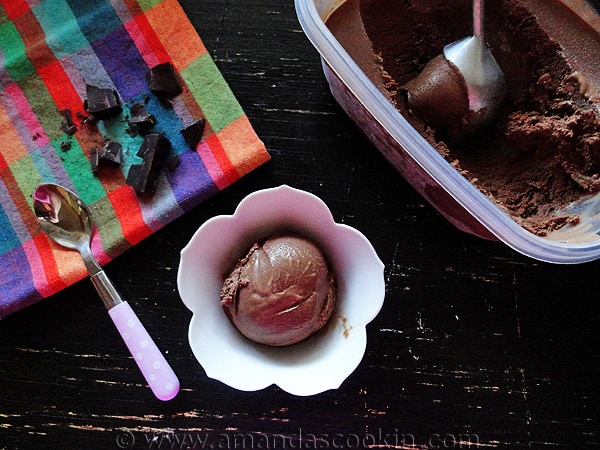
[0,0,270,318]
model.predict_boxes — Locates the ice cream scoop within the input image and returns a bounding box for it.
[33,183,179,401]
[402,0,506,139]
[220,234,336,346]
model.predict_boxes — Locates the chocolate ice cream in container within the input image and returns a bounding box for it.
[295,0,600,263]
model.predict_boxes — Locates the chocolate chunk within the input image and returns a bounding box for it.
[146,62,182,99]
[76,111,95,125]
[90,140,123,174]
[100,140,122,167]
[180,118,206,150]
[126,134,171,194]
[84,84,122,120]
[125,127,138,138]
[90,147,100,174]
[166,155,180,172]
[126,164,148,192]
[59,109,77,135]
[128,102,156,128]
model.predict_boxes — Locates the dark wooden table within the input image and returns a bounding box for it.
[2,1,599,448]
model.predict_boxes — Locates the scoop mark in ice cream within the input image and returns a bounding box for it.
[220,234,336,347]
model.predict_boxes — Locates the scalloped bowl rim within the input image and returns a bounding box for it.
[177,185,386,396]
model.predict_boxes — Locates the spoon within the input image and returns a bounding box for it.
[443,0,506,129]
[402,0,506,139]
[33,183,179,401]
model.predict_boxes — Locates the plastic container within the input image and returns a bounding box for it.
[295,0,600,263]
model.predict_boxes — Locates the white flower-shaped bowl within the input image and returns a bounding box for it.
[177,185,385,396]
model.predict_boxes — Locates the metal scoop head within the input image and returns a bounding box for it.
[444,35,506,129]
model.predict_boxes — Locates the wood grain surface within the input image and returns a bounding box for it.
[1,1,599,448]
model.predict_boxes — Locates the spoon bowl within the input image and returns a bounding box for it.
[33,183,179,401]
[34,184,97,267]
[443,35,506,130]
[401,0,506,138]
[443,0,506,129]
[444,0,506,128]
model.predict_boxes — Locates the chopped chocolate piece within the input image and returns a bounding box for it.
[84,84,122,120]
[146,62,182,99]
[76,111,95,125]
[100,140,122,167]
[126,164,148,193]
[59,109,77,135]
[125,127,138,138]
[90,147,100,174]
[126,133,171,194]
[60,141,71,151]
[127,102,156,130]
[180,118,206,150]
[90,140,123,174]
[166,155,180,171]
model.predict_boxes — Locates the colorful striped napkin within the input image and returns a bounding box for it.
[0,0,270,318]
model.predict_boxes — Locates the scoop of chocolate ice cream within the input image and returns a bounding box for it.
[220,234,336,346]
[401,54,471,142]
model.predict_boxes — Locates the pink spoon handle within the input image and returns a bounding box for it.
[108,302,180,401]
